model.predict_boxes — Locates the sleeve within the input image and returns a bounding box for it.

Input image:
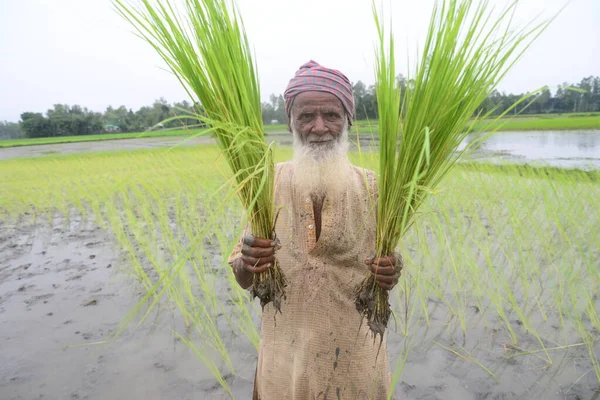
[227,223,250,268]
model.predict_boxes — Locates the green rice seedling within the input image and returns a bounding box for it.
[113,0,285,311]
[434,341,499,381]
[2,144,599,396]
[382,162,599,394]
[0,147,266,394]
[358,0,553,338]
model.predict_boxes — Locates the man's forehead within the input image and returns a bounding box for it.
[293,91,344,110]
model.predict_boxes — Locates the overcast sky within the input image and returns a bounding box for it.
[0,0,598,122]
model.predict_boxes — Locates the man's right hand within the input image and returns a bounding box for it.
[240,234,279,273]
[233,234,279,288]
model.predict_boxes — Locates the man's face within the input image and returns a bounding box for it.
[290,91,346,149]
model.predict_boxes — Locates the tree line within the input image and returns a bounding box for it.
[0,99,202,140]
[1,75,599,140]
[353,75,600,120]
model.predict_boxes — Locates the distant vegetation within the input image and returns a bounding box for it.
[1,76,599,141]
[2,114,598,149]
[351,75,600,121]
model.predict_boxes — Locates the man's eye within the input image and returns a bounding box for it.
[325,112,340,119]
[299,113,313,120]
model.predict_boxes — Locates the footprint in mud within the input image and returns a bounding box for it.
[17,272,36,280]
[401,382,416,393]
[153,362,172,372]
[24,293,54,306]
[81,299,98,307]
[17,284,35,292]
[433,384,447,392]
[66,274,84,281]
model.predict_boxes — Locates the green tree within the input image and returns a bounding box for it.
[0,121,22,139]
[20,112,53,138]
[353,81,368,120]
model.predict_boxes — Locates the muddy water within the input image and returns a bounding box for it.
[0,215,258,400]
[0,136,213,161]
[460,130,600,169]
[1,215,597,399]
[352,130,600,169]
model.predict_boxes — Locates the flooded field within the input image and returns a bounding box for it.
[2,130,599,170]
[462,130,600,169]
[1,136,599,400]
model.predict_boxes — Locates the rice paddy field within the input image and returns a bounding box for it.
[2,112,599,149]
[1,144,599,399]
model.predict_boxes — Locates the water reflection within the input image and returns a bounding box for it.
[461,130,600,169]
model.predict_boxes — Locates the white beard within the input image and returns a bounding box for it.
[290,118,352,198]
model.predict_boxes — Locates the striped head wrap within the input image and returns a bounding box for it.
[284,60,355,126]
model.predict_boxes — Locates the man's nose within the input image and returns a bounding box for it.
[312,115,327,134]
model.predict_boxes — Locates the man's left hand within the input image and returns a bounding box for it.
[364,253,403,290]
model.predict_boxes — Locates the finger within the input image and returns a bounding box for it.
[243,234,276,248]
[372,274,396,285]
[244,262,272,274]
[373,256,396,267]
[370,265,396,276]
[377,281,393,290]
[366,256,395,267]
[242,244,275,258]
[241,254,275,266]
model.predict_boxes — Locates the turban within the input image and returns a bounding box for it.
[284,60,355,126]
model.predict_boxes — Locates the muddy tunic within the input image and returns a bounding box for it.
[229,161,392,400]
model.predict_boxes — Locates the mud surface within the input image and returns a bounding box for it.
[0,136,218,161]
[0,215,256,400]
[1,215,598,399]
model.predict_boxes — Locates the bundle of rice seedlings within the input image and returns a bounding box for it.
[113,0,286,311]
[356,0,553,338]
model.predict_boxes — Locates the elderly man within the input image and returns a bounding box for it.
[229,60,401,399]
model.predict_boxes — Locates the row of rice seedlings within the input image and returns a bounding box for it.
[352,144,599,393]
[1,148,598,395]
[0,148,262,394]
[171,152,600,394]
[95,152,259,394]
[385,162,600,392]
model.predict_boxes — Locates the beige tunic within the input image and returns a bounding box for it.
[230,161,392,400]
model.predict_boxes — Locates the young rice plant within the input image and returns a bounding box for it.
[356,0,553,338]
[113,0,287,311]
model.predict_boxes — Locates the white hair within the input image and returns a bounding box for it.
[290,113,352,198]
